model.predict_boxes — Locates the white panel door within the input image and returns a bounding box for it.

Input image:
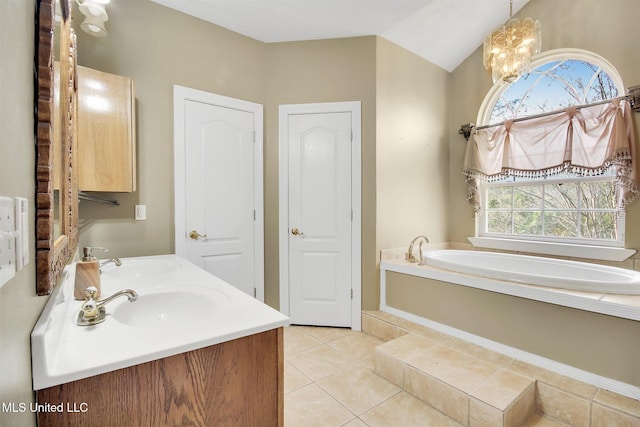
[288,112,352,326]
[175,87,263,299]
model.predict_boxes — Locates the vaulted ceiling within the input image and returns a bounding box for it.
[150,0,531,72]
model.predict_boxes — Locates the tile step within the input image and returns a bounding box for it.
[375,333,536,427]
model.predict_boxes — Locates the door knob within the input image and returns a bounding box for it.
[291,228,304,237]
[189,230,207,240]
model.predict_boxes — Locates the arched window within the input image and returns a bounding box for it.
[479,49,624,125]
[466,49,638,257]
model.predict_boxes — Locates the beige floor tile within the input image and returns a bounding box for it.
[507,359,597,399]
[285,362,312,394]
[327,332,384,361]
[376,333,436,361]
[285,383,355,427]
[408,345,499,394]
[284,326,323,356]
[443,336,514,367]
[299,325,357,343]
[362,314,396,341]
[521,412,567,426]
[317,366,401,415]
[592,402,640,427]
[287,344,358,381]
[360,391,463,427]
[341,418,368,427]
[594,388,640,418]
[472,368,534,410]
[536,383,590,427]
[404,366,469,425]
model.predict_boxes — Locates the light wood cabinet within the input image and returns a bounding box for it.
[77,66,136,192]
[36,328,284,427]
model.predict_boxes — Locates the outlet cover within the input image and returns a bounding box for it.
[135,205,146,221]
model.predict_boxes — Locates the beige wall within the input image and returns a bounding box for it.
[0,2,46,426]
[448,0,640,249]
[376,37,450,255]
[386,271,640,386]
[263,38,378,309]
[75,0,266,261]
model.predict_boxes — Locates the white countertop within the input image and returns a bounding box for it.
[31,254,289,390]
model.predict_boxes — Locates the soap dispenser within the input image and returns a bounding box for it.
[74,247,106,300]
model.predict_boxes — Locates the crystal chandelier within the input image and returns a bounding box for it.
[483,0,541,83]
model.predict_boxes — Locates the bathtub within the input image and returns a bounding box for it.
[423,250,640,295]
[422,249,640,295]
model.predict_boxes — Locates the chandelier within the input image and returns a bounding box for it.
[483,0,541,83]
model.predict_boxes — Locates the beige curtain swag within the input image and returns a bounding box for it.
[463,99,639,213]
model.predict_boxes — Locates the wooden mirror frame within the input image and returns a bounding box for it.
[36,0,79,295]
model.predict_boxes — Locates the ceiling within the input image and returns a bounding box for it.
[149,0,531,72]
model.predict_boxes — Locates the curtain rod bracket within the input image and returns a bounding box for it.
[459,123,474,141]
[628,86,640,112]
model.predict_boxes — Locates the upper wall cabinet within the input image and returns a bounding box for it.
[78,66,136,192]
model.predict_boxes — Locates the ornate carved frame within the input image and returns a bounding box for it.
[36,0,79,295]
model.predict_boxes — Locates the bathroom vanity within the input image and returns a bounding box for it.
[32,255,289,426]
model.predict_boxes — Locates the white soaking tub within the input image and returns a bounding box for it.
[422,250,640,295]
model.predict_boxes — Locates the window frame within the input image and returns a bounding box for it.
[478,174,625,248]
[471,49,633,261]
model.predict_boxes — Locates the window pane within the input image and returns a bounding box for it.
[490,59,619,123]
[544,212,578,237]
[487,211,512,233]
[514,185,543,209]
[514,211,542,235]
[545,183,578,209]
[580,181,616,209]
[580,212,618,240]
[487,186,512,209]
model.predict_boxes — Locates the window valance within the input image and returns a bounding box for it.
[463,99,639,213]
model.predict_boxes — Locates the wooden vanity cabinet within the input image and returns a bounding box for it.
[77,66,136,192]
[36,328,284,427]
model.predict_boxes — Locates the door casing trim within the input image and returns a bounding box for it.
[173,85,264,301]
[278,101,362,330]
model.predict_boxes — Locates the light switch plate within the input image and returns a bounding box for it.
[15,197,29,271]
[0,196,16,288]
[135,205,146,221]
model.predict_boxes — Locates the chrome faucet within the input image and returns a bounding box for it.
[77,286,138,326]
[100,258,122,270]
[405,235,430,265]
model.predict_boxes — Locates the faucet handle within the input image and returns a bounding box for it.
[84,286,99,300]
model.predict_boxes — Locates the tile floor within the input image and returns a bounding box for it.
[284,325,465,426]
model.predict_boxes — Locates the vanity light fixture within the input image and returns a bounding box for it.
[76,0,110,37]
[483,0,541,83]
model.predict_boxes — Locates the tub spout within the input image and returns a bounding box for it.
[406,235,429,265]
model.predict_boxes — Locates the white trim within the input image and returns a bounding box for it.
[278,101,362,330]
[468,237,636,262]
[379,304,640,401]
[173,85,265,301]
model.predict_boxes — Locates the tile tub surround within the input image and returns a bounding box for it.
[363,310,640,427]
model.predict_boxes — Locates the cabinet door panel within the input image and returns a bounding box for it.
[78,66,136,192]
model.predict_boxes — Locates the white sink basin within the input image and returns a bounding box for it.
[101,257,183,282]
[31,254,290,390]
[112,287,230,328]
